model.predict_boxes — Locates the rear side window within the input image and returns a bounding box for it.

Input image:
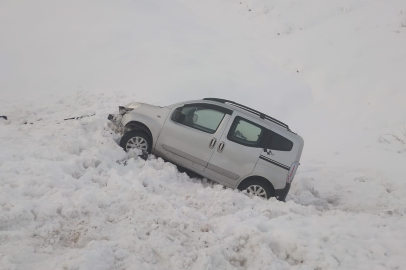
[227,117,265,147]
[268,130,293,151]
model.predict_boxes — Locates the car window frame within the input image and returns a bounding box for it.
[171,103,232,134]
[267,129,293,151]
[227,116,266,148]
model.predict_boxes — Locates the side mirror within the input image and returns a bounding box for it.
[192,114,198,123]
[172,110,182,122]
[172,110,186,123]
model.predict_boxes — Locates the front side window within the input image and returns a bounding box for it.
[227,117,265,147]
[172,105,226,134]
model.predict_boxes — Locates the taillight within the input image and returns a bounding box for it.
[286,162,300,183]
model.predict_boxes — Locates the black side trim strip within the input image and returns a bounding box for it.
[163,144,208,167]
[207,163,239,180]
[259,156,290,171]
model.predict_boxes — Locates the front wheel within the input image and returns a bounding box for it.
[119,130,152,154]
[238,178,274,199]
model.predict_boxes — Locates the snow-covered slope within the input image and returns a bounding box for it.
[1,0,406,269]
[1,92,406,270]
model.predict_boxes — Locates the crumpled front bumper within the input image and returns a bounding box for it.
[107,114,125,134]
[108,106,136,134]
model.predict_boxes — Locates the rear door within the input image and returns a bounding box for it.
[203,112,270,186]
[155,103,232,171]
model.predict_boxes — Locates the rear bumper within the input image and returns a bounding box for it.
[274,161,299,202]
[274,183,291,202]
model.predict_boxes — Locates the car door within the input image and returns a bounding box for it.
[155,103,232,171]
[203,112,269,186]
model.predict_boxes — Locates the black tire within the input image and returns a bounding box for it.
[119,130,152,154]
[238,178,274,199]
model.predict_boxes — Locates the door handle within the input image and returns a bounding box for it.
[209,137,217,149]
[217,141,225,153]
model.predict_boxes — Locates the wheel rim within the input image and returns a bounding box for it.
[126,136,148,152]
[246,185,267,199]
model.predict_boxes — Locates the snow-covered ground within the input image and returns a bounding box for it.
[1,0,406,269]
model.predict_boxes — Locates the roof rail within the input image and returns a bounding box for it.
[203,98,290,130]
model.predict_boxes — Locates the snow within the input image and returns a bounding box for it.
[1,0,406,269]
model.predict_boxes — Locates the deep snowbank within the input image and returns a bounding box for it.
[1,0,406,269]
[1,92,405,270]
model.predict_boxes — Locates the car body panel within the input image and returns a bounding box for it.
[203,109,269,187]
[250,155,290,190]
[110,99,304,200]
[121,103,171,149]
[154,102,233,172]
[155,108,232,172]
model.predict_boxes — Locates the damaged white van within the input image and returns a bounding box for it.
[108,98,304,201]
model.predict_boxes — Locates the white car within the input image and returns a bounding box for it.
[108,98,304,201]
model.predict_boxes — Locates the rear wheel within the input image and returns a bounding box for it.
[119,130,152,154]
[238,178,274,199]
